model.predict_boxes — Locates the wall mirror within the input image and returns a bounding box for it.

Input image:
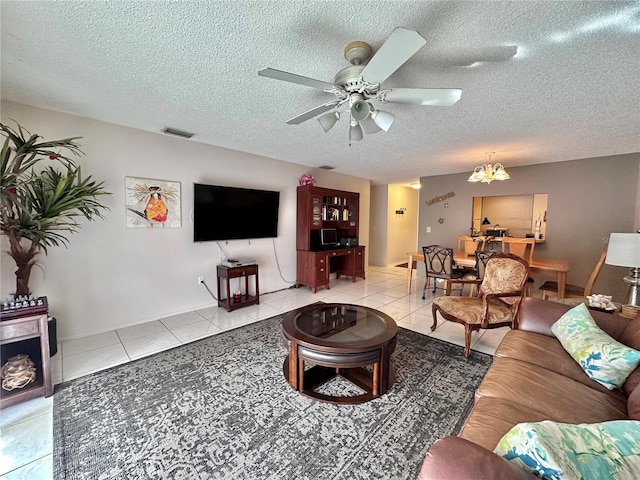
[472,194,548,239]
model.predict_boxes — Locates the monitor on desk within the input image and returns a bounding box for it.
[320,228,339,246]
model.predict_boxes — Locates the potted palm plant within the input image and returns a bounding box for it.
[0,121,109,302]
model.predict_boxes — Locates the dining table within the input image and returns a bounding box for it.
[405,250,569,298]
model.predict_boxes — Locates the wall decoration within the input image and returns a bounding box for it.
[426,191,455,206]
[125,177,181,228]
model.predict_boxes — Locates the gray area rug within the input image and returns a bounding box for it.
[54,313,492,479]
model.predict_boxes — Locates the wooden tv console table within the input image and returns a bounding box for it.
[216,263,259,312]
[296,246,366,293]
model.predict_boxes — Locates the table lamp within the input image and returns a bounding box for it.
[605,233,640,306]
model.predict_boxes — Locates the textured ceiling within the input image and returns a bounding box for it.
[1,1,639,185]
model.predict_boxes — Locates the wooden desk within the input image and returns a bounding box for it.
[406,251,569,298]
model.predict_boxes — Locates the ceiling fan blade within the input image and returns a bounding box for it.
[258,68,338,91]
[360,28,427,85]
[380,88,462,106]
[447,46,518,66]
[285,101,342,125]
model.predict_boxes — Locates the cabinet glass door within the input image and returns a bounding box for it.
[347,197,358,226]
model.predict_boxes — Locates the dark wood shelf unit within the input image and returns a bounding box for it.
[216,263,260,312]
[0,313,53,409]
[296,185,365,292]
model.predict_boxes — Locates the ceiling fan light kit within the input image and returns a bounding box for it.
[258,27,462,143]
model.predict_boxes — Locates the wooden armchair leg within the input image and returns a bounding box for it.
[463,325,472,357]
[431,304,439,332]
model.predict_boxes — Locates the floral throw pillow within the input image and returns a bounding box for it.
[551,303,640,390]
[494,420,640,480]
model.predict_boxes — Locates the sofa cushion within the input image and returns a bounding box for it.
[495,329,615,395]
[476,357,628,422]
[459,396,553,451]
[494,420,640,480]
[551,303,640,390]
[629,384,640,421]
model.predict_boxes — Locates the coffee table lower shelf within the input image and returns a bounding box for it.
[283,359,395,404]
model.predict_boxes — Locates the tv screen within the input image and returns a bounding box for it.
[194,183,280,242]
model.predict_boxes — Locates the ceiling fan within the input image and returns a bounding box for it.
[258,27,462,142]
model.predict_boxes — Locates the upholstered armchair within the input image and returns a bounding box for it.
[431,254,530,357]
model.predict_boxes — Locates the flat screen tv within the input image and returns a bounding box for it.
[193,183,280,242]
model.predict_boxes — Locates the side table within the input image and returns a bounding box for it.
[216,263,259,312]
[1,313,53,409]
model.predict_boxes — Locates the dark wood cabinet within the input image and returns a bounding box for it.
[296,185,365,292]
[1,313,53,409]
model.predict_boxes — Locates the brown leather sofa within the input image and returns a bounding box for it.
[419,297,640,480]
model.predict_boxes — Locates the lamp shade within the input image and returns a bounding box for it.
[371,110,395,132]
[318,111,340,133]
[605,233,640,267]
[360,116,382,135]
[349,122,363,142]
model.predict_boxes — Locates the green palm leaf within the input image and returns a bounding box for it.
[0,121,110,295]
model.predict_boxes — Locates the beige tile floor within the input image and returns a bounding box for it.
[0,266,508,479]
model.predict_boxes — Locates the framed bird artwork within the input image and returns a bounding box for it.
[125,177,181,228]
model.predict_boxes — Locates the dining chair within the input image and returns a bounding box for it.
[458,235,484,256]
[501,237,536,263]
[539,244,608,300]
[421,245,467,299]
[431,254,530,357]
[501,237,536,295]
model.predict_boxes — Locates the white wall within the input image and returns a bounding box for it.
[386,185,419,265]
[368,185,388,266]
[368,184,419,266]
[0,101,370,339]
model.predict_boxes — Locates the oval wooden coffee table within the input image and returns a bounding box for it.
[282,303,398,404]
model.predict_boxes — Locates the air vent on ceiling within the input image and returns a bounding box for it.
[319,165,335,170]
[161,127,194,139]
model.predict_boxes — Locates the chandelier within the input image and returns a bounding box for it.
[467,153,510,184]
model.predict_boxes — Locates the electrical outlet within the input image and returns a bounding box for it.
[198,276,205,285]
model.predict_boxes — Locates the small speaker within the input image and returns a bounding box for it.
[340,237,358,247]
